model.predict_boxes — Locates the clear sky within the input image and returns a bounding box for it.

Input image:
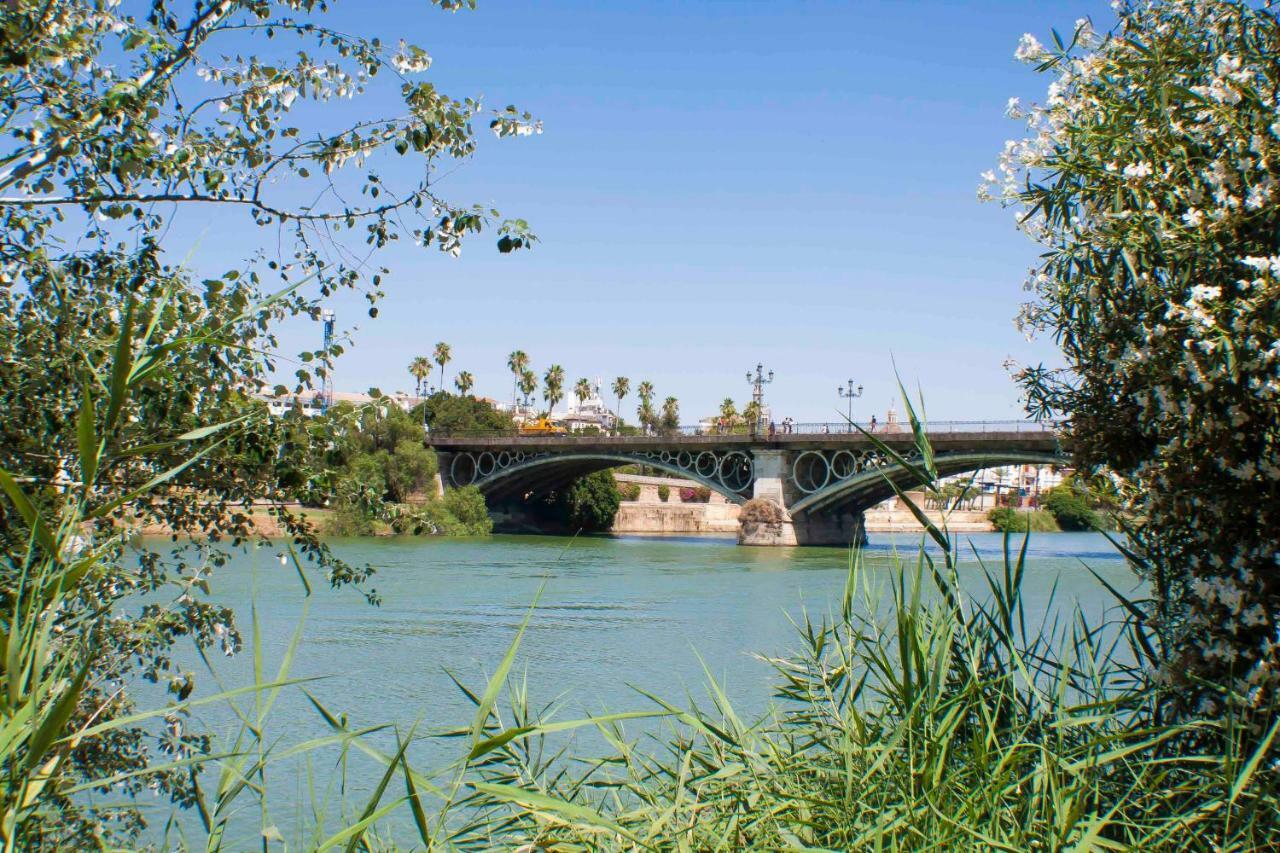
[178,0,1117,424]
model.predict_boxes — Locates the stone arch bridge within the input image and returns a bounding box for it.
[429,424,1063,546]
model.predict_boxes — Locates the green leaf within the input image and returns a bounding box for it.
[26,658,91,770]
[0,469,57,555]
[76,383,99,489]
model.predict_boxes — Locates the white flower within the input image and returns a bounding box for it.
[1181,208,1204,226]
[1189,284,1221,302]
[1122,162,1153,179]
[1005,97,1023,118]
[1014,33,1046,63]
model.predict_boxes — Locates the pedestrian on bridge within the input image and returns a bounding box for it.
[768,420,777,439]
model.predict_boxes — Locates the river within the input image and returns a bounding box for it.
[128,531,1136,845]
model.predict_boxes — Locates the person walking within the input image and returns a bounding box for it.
[870,415,878,433]
[768,420,777,439]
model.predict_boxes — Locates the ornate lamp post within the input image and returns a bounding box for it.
[746,363,774,436]
[837,378,863,433]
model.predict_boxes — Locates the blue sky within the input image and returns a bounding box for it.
[177,0,1115,423]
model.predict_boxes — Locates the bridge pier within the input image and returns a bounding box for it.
[738,450,867,547]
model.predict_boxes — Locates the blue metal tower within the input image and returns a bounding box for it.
[321,309,335,410]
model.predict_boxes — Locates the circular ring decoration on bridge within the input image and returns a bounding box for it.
[717,451,754,493]
[496,451,512,468]
[659,451,673,464]
[449,453,478,487]
[791,450,832,494]
[676,451,693,470]
[694,451,718,478]
[476,452,497,478]
[830,450,859,481]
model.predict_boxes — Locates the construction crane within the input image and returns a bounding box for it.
[321,309,335,411]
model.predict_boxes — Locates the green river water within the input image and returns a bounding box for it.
[126,531,1134,846]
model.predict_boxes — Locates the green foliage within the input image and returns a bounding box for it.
[1043,484,1101,531]
[393,487,492,536]
[659,396,680,433]
[417,391,514,436]
[988,506,1059,533]
[656,484,670,503]
[992,2,1280,707]
[0,0,532,840]
[443,486,494,534]
[618,482,641,502]
[558,471,621,532]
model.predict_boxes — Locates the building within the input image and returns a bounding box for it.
[560,379,618,432]
[251,387,422,417]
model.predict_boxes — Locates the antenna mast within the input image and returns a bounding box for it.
[321,309,335,410]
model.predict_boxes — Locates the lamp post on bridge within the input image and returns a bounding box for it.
[837,378,863,433]
[746,363,774,437]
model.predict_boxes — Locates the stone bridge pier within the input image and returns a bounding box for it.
[742,448,867,547]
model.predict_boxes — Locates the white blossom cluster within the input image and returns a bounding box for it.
[985,0,1280,711]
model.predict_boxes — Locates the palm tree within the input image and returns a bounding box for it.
[543,364,565,414]
[743,400,762,436]
[611,376,630,433]
[719,397,737,434]
[455,371,474,397]
[660,396,680,434]
[574,377,592,406]
[507,350,529,407]
[409,356,431,399]
[433,341,452,391]
[518,369,537,406]
[636,380,654,433]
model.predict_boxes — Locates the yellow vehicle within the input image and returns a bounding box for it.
[519,417,567,436]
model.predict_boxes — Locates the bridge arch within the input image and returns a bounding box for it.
[445,450,754,505]
[788,450,1064,517]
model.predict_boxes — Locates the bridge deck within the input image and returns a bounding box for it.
[427,429,1059,454]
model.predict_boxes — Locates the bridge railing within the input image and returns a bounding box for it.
[425,420,1060,439]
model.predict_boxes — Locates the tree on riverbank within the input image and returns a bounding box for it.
[988,0,1280,712]
[0,0,534,843]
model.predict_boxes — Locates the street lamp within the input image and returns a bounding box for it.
[746,363,774,436]
[837,378,863,433]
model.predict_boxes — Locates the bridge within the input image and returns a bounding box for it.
[428,421,1064,546]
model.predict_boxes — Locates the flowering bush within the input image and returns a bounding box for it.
[679,486,712,503]
[987,0,1280,711]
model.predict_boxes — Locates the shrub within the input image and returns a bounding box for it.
[1043,486,1100,532]
[558,471,622,531]
[656,484,670,502]
[443,486,494,535]
[679,486,712,503]
[988,507,1059,533]
[989,1,1280,708]
[619,482,641,501]
[739,497,784,525]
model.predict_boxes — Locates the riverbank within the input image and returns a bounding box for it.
[610,473,994,535]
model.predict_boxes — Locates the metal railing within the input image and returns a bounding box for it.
[426,420,1060,440]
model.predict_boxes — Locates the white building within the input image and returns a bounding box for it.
[560,379,618,432]
[252,387,421,417]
